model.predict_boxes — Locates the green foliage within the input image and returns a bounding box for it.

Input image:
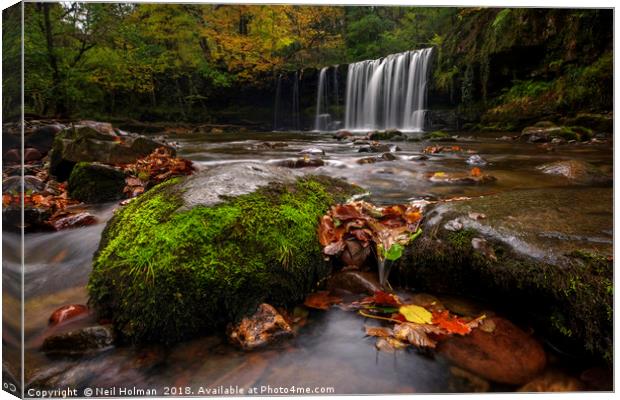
[88,176,358,343]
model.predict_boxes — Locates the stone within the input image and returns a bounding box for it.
[88,163,361,343]
[24,148,43,162]
[25,124,63,153]
[50,212,97,231]
[276,157,324,168]
[3,149,20,164]
[537,160,611,185]
[67,163,127,203]
[49,305,90,327]
[466,155,487,166]
[438,317,546,385]
[334,130,353,140]
[227,303,293,350]
[326,271,381,295]
[298,147,325,156]
[49,122,174,181]
[41,325,115,357]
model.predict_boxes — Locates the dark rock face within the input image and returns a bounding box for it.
[326,271,381,295]
[438,317,546,385]
[41,325,115,357]
[49,122,174,181]
[394,188,612,363]
[227,303,293,350]
[25,124,64,153]
[67,163,127,203]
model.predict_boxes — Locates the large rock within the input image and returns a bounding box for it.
[68,162,127,203]
[88,163,362,343]
[394,187,612,363]
[438,317,546,385]
[49,121,174,181]
[25,124,64,153]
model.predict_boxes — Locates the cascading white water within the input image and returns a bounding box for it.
[314,67,330,131]
[344,48,433,131]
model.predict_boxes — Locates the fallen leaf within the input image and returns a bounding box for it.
[303,291,342,310]
[375,337,408,352]
[399,304,433,324]
[365,290,402,307]
[393,322,443,348]
[364,326,393,338]
[470,167,482,177]
[432,310,472,335]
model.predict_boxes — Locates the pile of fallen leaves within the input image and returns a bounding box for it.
[318,201,423,267]
[304,290,486,351]
[123,147,194,197]
[423,145,463,154]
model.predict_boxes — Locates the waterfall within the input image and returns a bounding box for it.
[273,72,301,131]
[314,67,330,131]
[344,48,433,131]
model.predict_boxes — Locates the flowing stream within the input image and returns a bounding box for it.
[5,129,612,394]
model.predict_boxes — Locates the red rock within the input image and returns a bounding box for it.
[24,147,43,162]
[50,212,97,231]
[4,149,20,164]
[438,316,546,385]
[227,303,293,350]
[49,304,89,327]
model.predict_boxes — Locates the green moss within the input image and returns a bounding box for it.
[88,176,358,343]
[68,162,126,203]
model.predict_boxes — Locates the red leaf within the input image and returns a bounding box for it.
[331,204,364,221]
[367,290,402,307]
[432,310,471,335]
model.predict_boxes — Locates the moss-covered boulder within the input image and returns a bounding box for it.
[88,163,361,344]
[393,187,612,363]
[68,162,127,203]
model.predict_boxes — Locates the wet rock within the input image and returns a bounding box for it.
[50,212,97,231]
[466,155,487,166]
[67,162,127,203]
[536,160,611,185]
[50,122,174,181]
[25,124,63,153]
[438,317,546,385]
[49,305,90,327]
[444,219,463,232]
[276,157,324,168]
[358,144,390,153]
[3,175,46,193]
[368,129,404,141]
[356,152,398,164]
[3,149,20,164]
[394,187,613,363]
[518,369,584,392]
[227,304,293,350]
[298,147,325,156]
[471,238,497,262]
[428,171,497,185]
[334,130,353,140]
[41,325,115,357]
[254,142,289,150]
[89,163,361,343]
[326,271,381,295]
[24,147,43,162]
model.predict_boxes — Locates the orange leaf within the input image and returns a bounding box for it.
[470,167,482,177]
[432,310,471,335]
[304,291,342,310]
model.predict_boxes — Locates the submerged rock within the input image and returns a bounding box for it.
[438,317,546,385]
[50,212,97,231]
[41,325,115,357]
[67,162,127,203]
[518,370,584,392]
[276,157,324,168]
[88,163,361,343]
[536,160,611,185]
[227,303,293,350]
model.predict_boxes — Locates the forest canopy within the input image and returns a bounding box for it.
[2,3,612,124]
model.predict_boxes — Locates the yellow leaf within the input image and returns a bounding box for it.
[399,304,433,324]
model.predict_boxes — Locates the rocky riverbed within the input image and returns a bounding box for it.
[2,120,613,394]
